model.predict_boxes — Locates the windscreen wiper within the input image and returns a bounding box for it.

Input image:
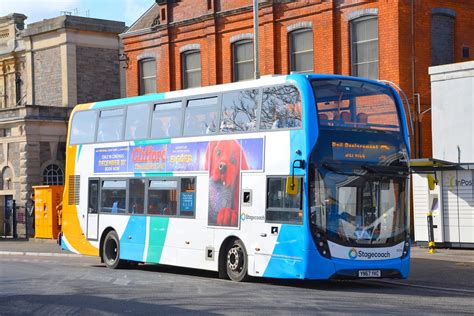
[321,163,365,177]
[361,164,409,177]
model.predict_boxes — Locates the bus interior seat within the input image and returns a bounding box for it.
[318,113,329,125]
[357,113,368,124]
[340,111,351,123]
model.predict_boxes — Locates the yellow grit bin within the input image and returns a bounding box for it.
[33,185,64,239]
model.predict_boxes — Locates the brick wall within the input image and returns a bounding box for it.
[76,46,121,104]
[123,0,474,158]
[33,47,62,106]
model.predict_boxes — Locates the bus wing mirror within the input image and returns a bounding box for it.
[286,176,299,195]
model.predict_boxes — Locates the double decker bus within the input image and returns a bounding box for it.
[61,74,410,281]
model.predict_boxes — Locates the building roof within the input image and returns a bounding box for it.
[123,3,159,34]
[22,15,126,37]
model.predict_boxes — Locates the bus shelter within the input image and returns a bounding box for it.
[411,158,474,248]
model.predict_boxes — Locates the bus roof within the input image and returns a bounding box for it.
[73,73,389,112]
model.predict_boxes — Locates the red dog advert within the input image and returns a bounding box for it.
[206,140,249,227]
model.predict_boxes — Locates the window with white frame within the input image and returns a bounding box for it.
[232,40,254,82]
[182,50,201,89]
[289,29,314,73]
[350,16,379,79]
[139,58,156,95]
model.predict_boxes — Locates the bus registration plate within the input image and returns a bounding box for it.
[358,270,381,278]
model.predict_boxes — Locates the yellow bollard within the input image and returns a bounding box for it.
[427,211,436,254]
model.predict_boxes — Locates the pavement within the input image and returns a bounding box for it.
[0,238,80,257]
[0,238,473,263]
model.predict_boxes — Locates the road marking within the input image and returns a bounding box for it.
[113,278,131,286]
[373,280,474,295]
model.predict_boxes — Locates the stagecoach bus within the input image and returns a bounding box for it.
[60,74,411,281]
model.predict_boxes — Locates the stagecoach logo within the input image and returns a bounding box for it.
[348,248,358,259]
[240,212,265,222]
[348,248,391,260]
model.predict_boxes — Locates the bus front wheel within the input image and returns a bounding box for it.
[102,230,124,269]
[226,239,249,282]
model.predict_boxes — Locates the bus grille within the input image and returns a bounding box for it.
[68,175,80,205]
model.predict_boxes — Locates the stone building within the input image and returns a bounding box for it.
[0,14,125,237]
[121,0,474,159]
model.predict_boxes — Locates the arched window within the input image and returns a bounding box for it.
[42,164,64,185]
[1,166,13,190]
[232,40,254,82]
[350,16,379,79]
[431,8,456,66]
[289,29,314,73]
[139,58,156,95]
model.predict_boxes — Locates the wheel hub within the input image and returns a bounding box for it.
[227,247,241,271]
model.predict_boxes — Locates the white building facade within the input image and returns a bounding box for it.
[412,61,474,248]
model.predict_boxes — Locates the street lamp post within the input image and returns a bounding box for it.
[253,0,260,80]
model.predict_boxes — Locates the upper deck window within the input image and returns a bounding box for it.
[183,97,218,136]
[97,108,125,142]
[151,101,183,138]
[70,111,97,144]
[125,103,150,140]
[312,79,400,132]
[259,85,302,130]
[220,89,259,133]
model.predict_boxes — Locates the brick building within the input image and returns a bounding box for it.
[0,14,125,237]
[121,0,474,159]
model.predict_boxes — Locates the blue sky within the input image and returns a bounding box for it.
[0,0,154,27]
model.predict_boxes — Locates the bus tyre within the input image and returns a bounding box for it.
[226,239,249,282]
[102,230,124,269]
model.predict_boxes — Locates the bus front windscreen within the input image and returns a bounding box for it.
[312,79,400,132]
[310,166,408,246]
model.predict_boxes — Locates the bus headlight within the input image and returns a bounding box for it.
[315,230,331,259]
[401,234,410,259]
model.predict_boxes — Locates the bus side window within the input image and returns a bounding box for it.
[129,179,145,214]
[266,177,303,224]
[97,108,125,142]
[88,179,99,214]
[183,97,218,136]
[125,104,151,140]
[151,101,183,139]
[220,89,259,133]
[148,180,178,216]
[70,111,97,144]
[100,180,127,214]
[260,85,302,130]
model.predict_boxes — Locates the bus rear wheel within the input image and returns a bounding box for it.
[226,239,249,282]
[102,230,124,269]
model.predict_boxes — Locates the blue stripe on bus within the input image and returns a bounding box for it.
[119,216,147,262]
[92,93,166,109]
[262,127,309,279]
